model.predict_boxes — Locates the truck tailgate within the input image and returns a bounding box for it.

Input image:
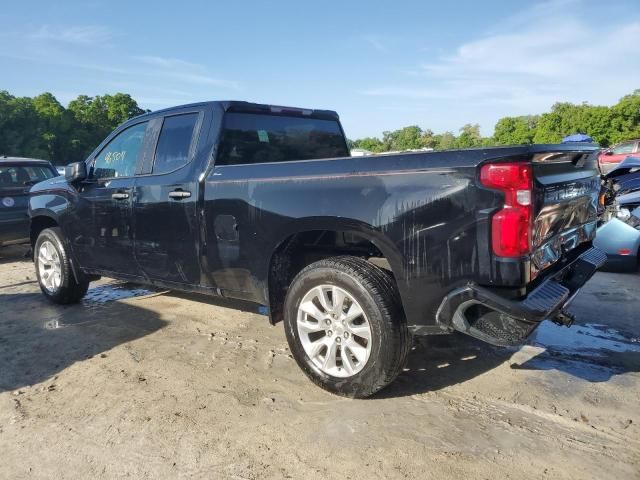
[530,149,600,278]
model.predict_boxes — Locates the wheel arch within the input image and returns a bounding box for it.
[265,217,407,326]
[29,212,59,248]
[30,212,88,284]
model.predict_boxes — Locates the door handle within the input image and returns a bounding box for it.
[168,190,191,199]
[111,192,129,200]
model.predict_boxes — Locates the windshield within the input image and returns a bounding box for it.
[217,112,349,166]
[0,165,56,188]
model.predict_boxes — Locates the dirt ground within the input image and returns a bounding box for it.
[0,245,638,480]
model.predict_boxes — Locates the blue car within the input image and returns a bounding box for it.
[595,156,640,271]
[0,157,58,247]
[594,210,640,271]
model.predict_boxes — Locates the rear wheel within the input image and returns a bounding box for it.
[34,227,89,304]
[283,256,410,398]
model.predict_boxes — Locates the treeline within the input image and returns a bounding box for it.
[1,89,639,164]
[351,90,640,152]
[0,90,146,165]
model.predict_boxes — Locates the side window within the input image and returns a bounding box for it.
[612,142,634,155]
[93,122,148,179]
[153,113,199,174]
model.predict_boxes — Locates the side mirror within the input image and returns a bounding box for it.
[65,161,88,183]
[604,150,613,156]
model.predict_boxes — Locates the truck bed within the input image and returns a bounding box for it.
[202,142,600,334]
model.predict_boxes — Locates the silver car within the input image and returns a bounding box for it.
[595,206,640,271]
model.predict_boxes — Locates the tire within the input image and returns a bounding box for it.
[34,227,89,304]
[283,256,411,398]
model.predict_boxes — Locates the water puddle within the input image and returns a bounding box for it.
[529,322,640,356]
[515,321,640,382]
[43,282,158,330]
[82,282,156,305]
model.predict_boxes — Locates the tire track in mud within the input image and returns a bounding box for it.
[415,391,640,462]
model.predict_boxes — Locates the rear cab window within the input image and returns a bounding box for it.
[217,112,349,166]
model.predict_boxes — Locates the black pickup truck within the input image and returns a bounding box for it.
[28,101,605,397]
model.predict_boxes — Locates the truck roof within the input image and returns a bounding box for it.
[134,100,340,122]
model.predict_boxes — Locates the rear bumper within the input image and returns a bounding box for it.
[435,247,607,346]
[602,253,638,272]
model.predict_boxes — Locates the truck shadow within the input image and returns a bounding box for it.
[167,291,265,315]
[376,334,510,398]
[377,325,640,398]
[0,244,31,265]
[0,291,167,394]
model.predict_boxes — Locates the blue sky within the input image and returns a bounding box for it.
[1,0,638,139]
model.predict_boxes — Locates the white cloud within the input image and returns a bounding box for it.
[132,55,240,89]
[29,25,114,46]
[361,1,640,122]
[167,71,239,89]
[362,34,389,53]
[133,55,205,71]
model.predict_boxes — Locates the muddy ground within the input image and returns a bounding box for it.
[0,245,638,480]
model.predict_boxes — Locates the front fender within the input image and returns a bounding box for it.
[29,185,86,282]
[28,175,75,221]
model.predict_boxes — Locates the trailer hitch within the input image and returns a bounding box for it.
[552,310,575,327]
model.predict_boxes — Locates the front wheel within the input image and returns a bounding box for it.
[283,256,411,398]
[34,227,89,304]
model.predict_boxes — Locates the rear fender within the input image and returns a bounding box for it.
[266,217,410,314]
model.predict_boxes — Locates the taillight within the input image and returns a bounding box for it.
[480,162,533,257]
[599,193,606,207]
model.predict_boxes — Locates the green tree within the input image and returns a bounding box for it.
[456,124,483,148]
[0,91,146,165]
[608,90,640,144]
[66,93,146,163]
[32,92,68,160]
[3,88,640,164]
[493,115,538,145]
[419,129,438,149]
[0,91,47,159]
[353,137,384,152]
[349,90,640,151]
[533,102,613,146]
[381,125,425,151]
[436,131,457,150]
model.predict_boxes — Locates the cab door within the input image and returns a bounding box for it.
[70,121,148,276]
[133,109,207,285]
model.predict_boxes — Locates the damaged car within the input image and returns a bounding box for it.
[596,156,640,271]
